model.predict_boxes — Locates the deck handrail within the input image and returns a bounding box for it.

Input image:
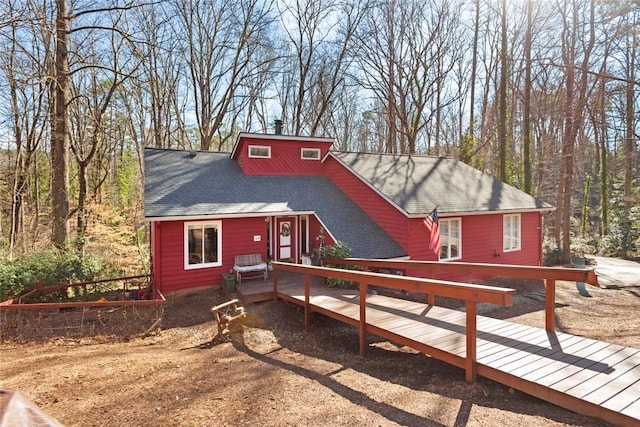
[324,258,599,332]
[272,261,515,382]
[323,258,598,285]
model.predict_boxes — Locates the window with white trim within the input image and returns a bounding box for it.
[248,145,271,158]
[185,221,222,269]
[440,218,461,260]
[503,214,521,251]
[301,148,320,160]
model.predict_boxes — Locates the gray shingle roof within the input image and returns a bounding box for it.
[331,152,553,215]
[144,148,407,259]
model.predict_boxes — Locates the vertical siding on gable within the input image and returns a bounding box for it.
[156,217,269,294]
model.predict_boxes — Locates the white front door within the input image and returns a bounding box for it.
[277,218,295,261]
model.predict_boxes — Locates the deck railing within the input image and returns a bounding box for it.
[323,258,599,332]
[272,261,515,383]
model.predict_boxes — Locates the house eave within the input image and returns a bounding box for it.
[146,210,316,222]
[406,207,555,218]
[327,152,412,218]
[231,132,335,159]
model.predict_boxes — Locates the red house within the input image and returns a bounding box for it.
[144,133,553,294]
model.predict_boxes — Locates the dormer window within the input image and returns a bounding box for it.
[249,145,271,158]
[301,148,320,160]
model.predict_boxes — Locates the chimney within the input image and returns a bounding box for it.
[274,119,283,135]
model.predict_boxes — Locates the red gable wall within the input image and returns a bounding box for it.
[234,135,332,176]
[324,155,410,249]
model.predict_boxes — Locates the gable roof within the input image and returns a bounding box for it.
[144,148,406,259]
[330,152,553,216]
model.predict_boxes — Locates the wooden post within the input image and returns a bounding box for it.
[359,282,367,357]
[427,293,436,306]
[465,301,477,383]
[545,279,556,332]
[304,274,310,332]
[272,269,278,301]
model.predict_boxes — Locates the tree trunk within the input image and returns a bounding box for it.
[497,0,508,182]
[469,0,479,140]
[76,161,89,254]
[51,0,70,247]
[624,27,636,218]
[523,0,533,194]
[556,0,596,263]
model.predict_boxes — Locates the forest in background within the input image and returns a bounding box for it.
[0,0,638,290]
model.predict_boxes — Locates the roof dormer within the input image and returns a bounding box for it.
[231,132,334,176]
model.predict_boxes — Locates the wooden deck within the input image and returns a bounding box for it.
[236,272,640,426]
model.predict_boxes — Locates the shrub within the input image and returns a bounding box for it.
[324,241,359,288]
[324,240,351,260]
[602,215,639,259]
[542,242,563,267]
[0,248,105,301]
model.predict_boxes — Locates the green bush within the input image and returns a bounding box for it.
[542,242,563,267]
[324,241,359,288]
[0,249,105,301]
[602,215,639,259]
[324,241,351,260]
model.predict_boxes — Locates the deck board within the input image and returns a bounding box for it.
[622,398,640,418]
[236,272,640,426]
[551,347,640,392]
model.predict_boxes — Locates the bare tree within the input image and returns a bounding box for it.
[133,2,191,150]
[622,9,637,221]
[0,0,52,256]
[68,10,137,251]
[176,0,277,150]
[554,0,596,263]
[278,0,368,137]
[353,0,464,154]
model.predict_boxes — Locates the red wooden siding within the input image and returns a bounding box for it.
[235,136,332,176]
[417,212,543,282]
[324,156,410,249]
[460,212,541,265]
[154,217,269,293]
[407,217,440,261]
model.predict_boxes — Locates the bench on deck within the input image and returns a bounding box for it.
[233,254,268,284]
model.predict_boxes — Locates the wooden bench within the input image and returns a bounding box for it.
[233,254,268,284]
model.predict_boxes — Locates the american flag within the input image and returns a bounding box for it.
[423,208,441,257]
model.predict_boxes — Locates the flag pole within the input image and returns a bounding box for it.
[409,205,439,233]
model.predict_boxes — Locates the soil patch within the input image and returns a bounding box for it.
[2,279,639,426]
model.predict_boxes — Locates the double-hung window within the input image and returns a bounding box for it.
[503,214,521,252]
[185,221,222,269]
[439,218,461,260]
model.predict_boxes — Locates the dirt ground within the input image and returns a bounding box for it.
[1,278,639,427]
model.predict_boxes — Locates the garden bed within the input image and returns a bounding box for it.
[0,275,165,341]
